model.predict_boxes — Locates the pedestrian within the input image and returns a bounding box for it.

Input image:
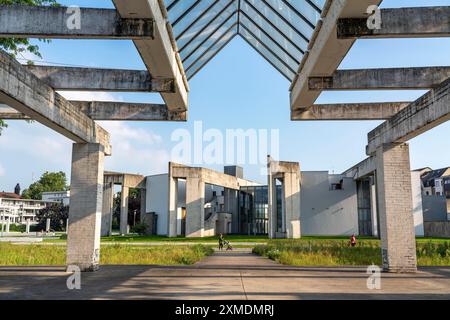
[350,234,357,247]
[218,233,224,251]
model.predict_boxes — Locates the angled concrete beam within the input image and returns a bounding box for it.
[342,156,376,180]
[338,6,450,39]
[0,5,153,39]
[0,50,111,155]
[367,77,450,155]
[290,0,383,113]
[309,67,450,91]
[112,0,189,112]
[26,66,175,93]
[70,101,186,121]
[0,104,29,119]
[292,102,410,121]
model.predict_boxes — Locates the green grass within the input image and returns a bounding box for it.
[0,243,213,266]
[253,239,450,267]
[45,234,269,243]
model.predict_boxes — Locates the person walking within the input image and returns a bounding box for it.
[218,233,224,251]
[350,234,357,247]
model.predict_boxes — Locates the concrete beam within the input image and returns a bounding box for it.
[0,5,153,39]
[0,104,29,119]
[367,77,450,155]
[290,0,383,113]
[0,50,111,155]
[338,6,450,39]
[112,0,189,112]
[70,101,186,121]
[309,67,450,91]
[292,102,410,121]
[26,66,174,93]
[342,156,376,180]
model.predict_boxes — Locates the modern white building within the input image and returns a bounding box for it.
[42,191,70,206]
[0,193,55,225]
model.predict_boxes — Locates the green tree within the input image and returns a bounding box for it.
[35,203,69,231]
[0,0,59,135]
[22,171,68,200]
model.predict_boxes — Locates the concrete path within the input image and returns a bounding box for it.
[1,251,450,300]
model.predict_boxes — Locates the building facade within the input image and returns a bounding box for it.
[42,191,70,206]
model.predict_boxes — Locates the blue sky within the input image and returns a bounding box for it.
[1,0,450,191]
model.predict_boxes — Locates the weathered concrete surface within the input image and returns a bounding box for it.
[268,157,301,239]
[167,164,178,238]
[1,252,450,300]
[293,102,409,121]
[338,6,450,39]
[0,104,28,119]
[185,178,205,238]
[308,67,450,91]
[66,143,104,272]
[119,186,129,236]
[101,182,114,237]
[290,0,383,113]
[27,66,174,93]
[0,5,153,39]
[343,157,376,180]
[0,50,111,155]
[376,144,417,273]
[70,101,186,121]
[367,77,450,155]
[112,0,188,112]
[424,221,450,238]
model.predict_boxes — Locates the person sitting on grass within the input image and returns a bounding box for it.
[218,233,224,251]
[350,234,357,247]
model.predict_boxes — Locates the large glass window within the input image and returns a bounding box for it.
[162,0,325,80]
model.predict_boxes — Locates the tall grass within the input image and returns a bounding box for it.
[253,239,450,266]
[0,243,213,266]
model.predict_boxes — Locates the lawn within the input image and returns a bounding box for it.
[46,234,269,243]
[253,238,450,267]
[0,243,213,266]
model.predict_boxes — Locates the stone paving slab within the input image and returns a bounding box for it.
[1,252,450,300]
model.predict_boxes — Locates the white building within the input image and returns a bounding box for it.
[42,191,70,206]
[0,193,55,225]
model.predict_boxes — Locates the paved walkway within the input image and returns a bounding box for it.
[1,251,450,300]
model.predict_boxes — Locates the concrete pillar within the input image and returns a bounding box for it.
[283,172,301,239]
[267,175,276,239]
[5,217,10,233]
[119,185,129,235]
[168,177,178,237]
[376,143,417,273]
[66,143,104,272]
[26,219,30,234]
[45,218,51,232]
[139,188,146,222]
[185,178,205,238]
[101,182,114,237]
[370,177,379,238]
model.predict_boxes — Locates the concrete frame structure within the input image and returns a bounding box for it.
[102,172,146,237]
[267,157,301,239]
[168,163,258,238]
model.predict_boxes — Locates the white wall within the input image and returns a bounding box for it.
[411,171,425,237]
[300,172,359,236]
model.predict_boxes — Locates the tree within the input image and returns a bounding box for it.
[112,189,142,229]
[22,171,68,200]
[35,203,69,231]
[0,0,59,135]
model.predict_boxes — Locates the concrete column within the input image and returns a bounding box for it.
[45,218,51,232]
[168,177,178,237]
[26,219,30,234]
[185,178,205,238]
[66,143,104,272]
[139,189,146,222]
[119,185,129,235]
[376,143,417,273]
[283,172,301,239]
[101,182,114,237]
[370,176,379,238]
[5,217,10,233]
[267,175,276,239]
